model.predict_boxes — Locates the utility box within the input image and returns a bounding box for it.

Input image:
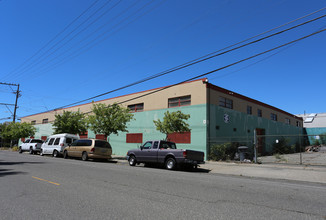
[238,146,248,161]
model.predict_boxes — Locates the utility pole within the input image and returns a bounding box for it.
[13,84,20,123]
[0,82,20,122]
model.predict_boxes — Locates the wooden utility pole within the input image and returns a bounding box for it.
[13,84,20,122]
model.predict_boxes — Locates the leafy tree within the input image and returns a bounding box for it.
[1,122,36,147]
[87,103,134,138]
[153,110,190,140]
[53,110,88,134]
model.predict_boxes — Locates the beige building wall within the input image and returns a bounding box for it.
[21,79,207,124]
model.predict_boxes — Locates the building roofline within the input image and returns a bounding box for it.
[207,83,303,120]
[20,78,207,119]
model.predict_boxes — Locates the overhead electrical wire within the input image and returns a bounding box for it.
[49,11,326,110]
[17,0,164,81]
[24,27,326,124]
[5,0,118,81]
[2,0,102,81]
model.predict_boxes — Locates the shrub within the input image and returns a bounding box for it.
[11,146,19,151]
[272,137,294,154]
[209,142,239,161]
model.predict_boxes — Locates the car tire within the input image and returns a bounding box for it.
[165,157,176,170]
[63,150,69,159]
[40,149,43,156]
[82,152,88,161]
[53,150,59,158]
[29,147,33,155]
[128,155,136,166]
[18,147,22,154]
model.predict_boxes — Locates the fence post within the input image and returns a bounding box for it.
[254,129,257,163]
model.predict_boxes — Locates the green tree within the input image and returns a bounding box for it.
[1,122,36,147]
[87,103,134,138]
[53,110,88,134]
[153,110,190,140]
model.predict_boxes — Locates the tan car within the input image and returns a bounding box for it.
[63,139,112,161]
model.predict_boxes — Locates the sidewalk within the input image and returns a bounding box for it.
[112,156,326,184]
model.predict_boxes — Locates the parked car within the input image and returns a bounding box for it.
[63,139,112,161]
[41,133,79,157]
[126,140,205,170]
[19,138,44,154]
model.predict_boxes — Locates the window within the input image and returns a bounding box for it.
[285,118,291,125]
[95,140,111,149]
[48,138,55,145]
[31,139,43,143]
[219,97,233,109]
[31,120,36,125]
[53,138,60,145]
[42,118,48,124]
[167,131,191,144]
[142,141,152,149]
[159,141,177,149]
[95,134,107,140]
[24,139,30,143]
[168,95,191,108]
[128,103,144,112]
[74,139,92,146]
[270,113,277,121]
[257,109,262,117]
[153,141,159,149]
[247,106,252,115]
[126,133,143,143]
[79,131,88,139]
[296,121,301,127]
[65,138,73,144]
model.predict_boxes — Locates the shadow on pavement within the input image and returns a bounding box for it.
[0,161,44,166]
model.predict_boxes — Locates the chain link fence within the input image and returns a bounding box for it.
[208,134,326,166]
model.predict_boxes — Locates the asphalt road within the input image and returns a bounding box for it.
[1,151,325,220]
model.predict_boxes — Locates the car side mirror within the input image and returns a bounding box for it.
[140,146,144,150]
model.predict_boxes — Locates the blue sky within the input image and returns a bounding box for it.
[1,0,325,122]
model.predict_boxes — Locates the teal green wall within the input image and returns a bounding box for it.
[209,104,303,154]
[27,104,208,157]
[305,127,326,145]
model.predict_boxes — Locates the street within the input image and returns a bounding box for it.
[1,151,325,220]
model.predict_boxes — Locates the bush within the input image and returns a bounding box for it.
[272,137,295,154]
[11,146,19,151]
[209,142,239,161]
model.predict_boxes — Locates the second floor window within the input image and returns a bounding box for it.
[257,109,262,117]
[247,106,252,115]
[42,118,48,124]
[168,95,191,108]
[128,103,144,112]
[219,97,233,109]
[285,118,291,125]
[270,113,277,121]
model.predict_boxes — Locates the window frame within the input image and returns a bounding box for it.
[128,103,144,112]
[168,95,191,108]
[219,97,233,109]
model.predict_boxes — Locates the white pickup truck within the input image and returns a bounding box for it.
[19,139,44,154]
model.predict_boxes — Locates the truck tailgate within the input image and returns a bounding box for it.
[185,150,204,162]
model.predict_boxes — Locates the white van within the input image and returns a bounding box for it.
[40,133,79,157]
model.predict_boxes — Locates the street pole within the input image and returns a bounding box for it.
[13,84,20,123]
[254,129,257,163]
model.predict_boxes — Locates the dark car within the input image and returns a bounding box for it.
[126,140,204,170]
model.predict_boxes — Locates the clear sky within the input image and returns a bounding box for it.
[0,0,325,122]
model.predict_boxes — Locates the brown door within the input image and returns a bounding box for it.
[256,128,265,154]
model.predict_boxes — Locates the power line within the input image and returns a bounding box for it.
[17,0,162,82]
[2,0,101,81]
[24,27,326,124]
[47,12,326,110]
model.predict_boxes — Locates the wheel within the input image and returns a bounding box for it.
[165,157,176,170]
[29,147,33,155]
[40,149,43,156]
[82,152,88,161]
[63,150,69,159]
[18,147,22,154]
[53,150,59,158]
[128,155,136,166]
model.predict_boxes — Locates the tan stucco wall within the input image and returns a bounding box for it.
[21,79,207,124]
